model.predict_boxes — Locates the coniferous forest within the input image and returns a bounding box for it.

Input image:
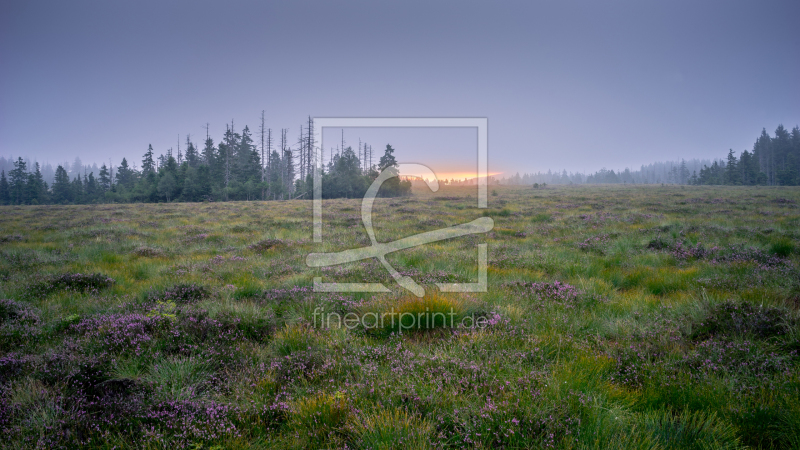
[495,125,800,187]
[0,123,798,206]
[0,116,410,205]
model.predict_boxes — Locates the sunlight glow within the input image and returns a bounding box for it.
[401,171,504,182]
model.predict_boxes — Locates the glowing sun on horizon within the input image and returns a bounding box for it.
[402,171,504,181]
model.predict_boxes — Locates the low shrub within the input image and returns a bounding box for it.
[71,313,172,356]
[132,246,166,258]
[504,280,602,309]
[146,283,210,304]
[27,272,115,299]
[0,234,24,244]
[0,299,42,350]
[691,301,791,341]
[647,236,671,250]
[275,349,327,384]
[248,239,285,252]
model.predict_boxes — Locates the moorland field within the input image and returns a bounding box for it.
[1,185,799,449]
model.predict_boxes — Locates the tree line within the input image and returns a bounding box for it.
[690,125,800,186]
[0,115,409,205]
[3,122,796,205]
[493,124,800,186]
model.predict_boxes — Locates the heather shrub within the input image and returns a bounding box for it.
[275,349,328,385]
[132,245,166,258]
[647,235,671,250]
[139,399,240,445]
[680,337,795,384]
[0,299,42,350]
[146,283,210,304]
[435,391,582,448]
[0,299,37,324]
[577,233,611,254]
[504,280,602,309]
[68,355,132,400]
[248,238,285,252]
[611,340,672,388]
[0,234,24,243]
[211,301,275,341]
[691,301,791,341]
[162,311,243,362]
[72,313,172,356]
[27,272,115,299]
[715,244,787,266]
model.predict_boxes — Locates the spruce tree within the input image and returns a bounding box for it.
[142,145,156,174]
[378,144,397,171]
[724,150,739,185]
[0,170,9,205]
[753,128,772,184]
[52,165,72,204]
[116,158,134,188]
[86,172,98,201]
[739,150,758,185]
[268,149,283,198]
[71,175,83,204]
[202,136,216,167]
[9,157,28,204]
[185,139,199,167]
[236,125,260,187]
[27,162,46,204]
[774,125,794,185]
[98,164,111,192]
[679,159,689,185]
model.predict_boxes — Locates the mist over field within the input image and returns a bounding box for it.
[1,1,800,449]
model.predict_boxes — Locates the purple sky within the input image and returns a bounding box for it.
[1,0,798,176]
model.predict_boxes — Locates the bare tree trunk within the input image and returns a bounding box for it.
[259,111,265,200]
[281,128,287,200]
[306,116,314,182]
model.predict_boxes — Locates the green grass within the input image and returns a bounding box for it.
[0,185,798,448]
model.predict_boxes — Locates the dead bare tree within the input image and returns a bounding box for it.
[281,128,288,199]
[259,110,266,200]
[296,124,305,182]
[306,116,315,180]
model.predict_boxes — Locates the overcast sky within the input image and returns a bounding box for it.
[1,0,798,176]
